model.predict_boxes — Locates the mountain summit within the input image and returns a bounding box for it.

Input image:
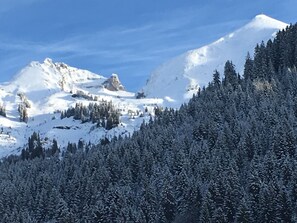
[0,59,159,157]
[246,14,288,29]
[143,14,288,105]
[0,15,290,157]
[9,58,104,94]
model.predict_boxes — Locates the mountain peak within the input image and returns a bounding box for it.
[0,62,151,156]
[7,58,105,95]
[143,15,288,105]
[43,57,53,65]
[254,14,272,20]
[245,14,287,30]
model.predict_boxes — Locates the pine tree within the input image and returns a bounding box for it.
[55,198,72,222]
[0,104,6,117]
[243,52,254,81]
[18,103,29,123]
[161,183,176,222]
[223,60,238,88]
[212,70,221,88]
[236,197,252,223]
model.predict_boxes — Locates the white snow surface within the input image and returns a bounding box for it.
[143,14,288,105]
[0,14,289,157]
[0,58,162,157]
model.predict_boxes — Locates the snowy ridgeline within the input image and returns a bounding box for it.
[0,14,289,157]
[0,58,163,157]
[2,22,297,220]
[143,14,288,103]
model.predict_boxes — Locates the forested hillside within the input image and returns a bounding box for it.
[1,24,297,222]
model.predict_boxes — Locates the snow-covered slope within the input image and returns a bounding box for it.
[0,59,162,157]
[143,14,288,105]
[0,14,290,157]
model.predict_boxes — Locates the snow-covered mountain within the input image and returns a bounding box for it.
[143,14,288,105]
[0,14,289,157]
[0,59,162,157]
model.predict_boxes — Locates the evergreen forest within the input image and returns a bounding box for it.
[1,24,297,222]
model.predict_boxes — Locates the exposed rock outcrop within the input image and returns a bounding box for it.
[102,74,125,91]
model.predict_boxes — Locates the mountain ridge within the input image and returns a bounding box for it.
[143,14,288,105]
[0,14,290,157]
[0,59,161,157]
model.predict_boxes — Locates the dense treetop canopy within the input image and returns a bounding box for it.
[1,24,297,222]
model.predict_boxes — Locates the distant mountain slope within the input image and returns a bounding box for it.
[143,14,288,105]
[0,59,162,157]
[0,14,290,157]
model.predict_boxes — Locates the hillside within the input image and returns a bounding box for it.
[143,14,288,105]
[0,14,289,157]
[1,22,297,222]
[0,59,162,156]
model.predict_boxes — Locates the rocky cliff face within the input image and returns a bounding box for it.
[103,73,125,91]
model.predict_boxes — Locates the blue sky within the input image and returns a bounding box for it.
[0,0,296,91]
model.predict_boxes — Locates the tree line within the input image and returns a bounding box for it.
[60,101,120,130]
[1,24,297,222]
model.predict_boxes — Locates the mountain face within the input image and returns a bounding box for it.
[143,14,288,106]
[2,17,297,223]
[0,14,289,157]
[0,59,161,157]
